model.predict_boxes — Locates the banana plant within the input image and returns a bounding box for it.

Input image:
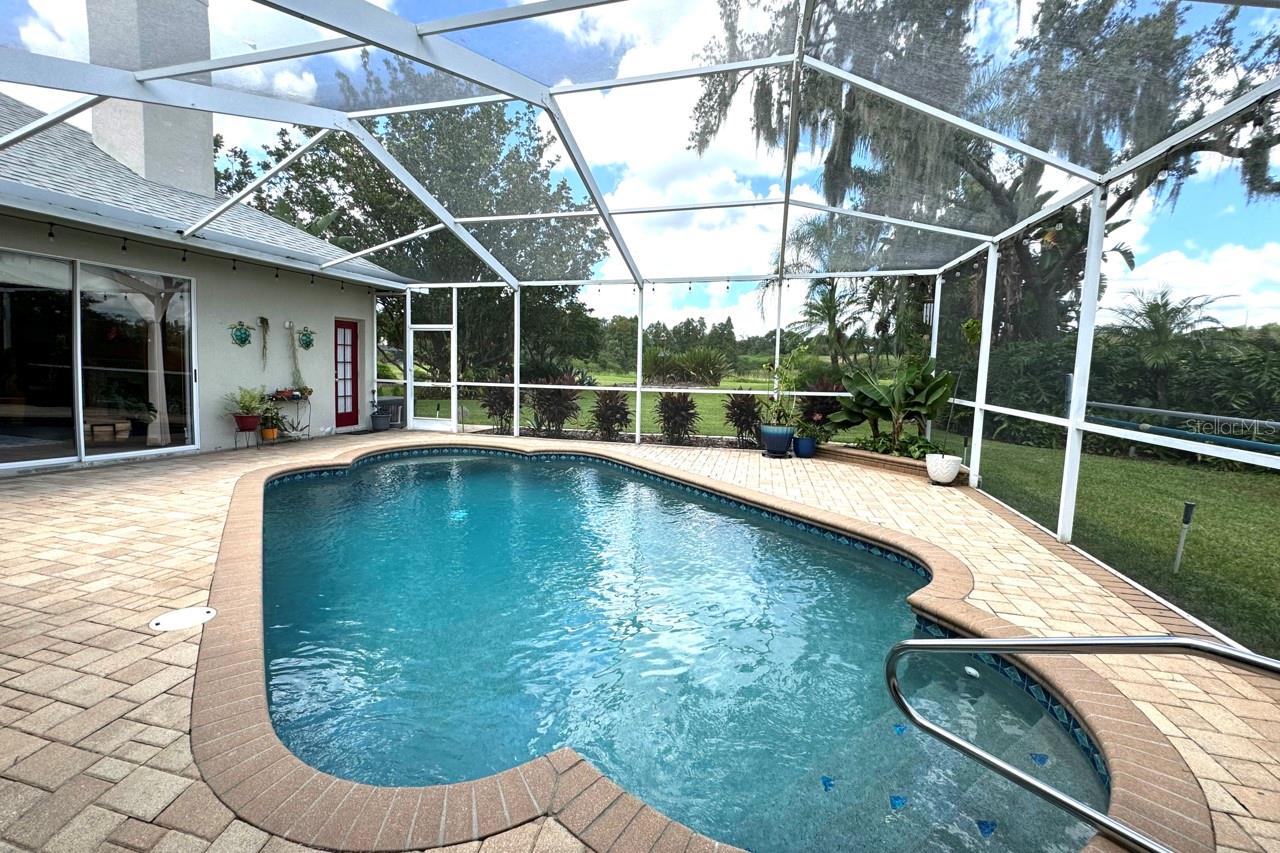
[831,359,956,446]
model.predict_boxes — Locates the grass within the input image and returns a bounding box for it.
[590,370,776,391]
[937,431,1279,658]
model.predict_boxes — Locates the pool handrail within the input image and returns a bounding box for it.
[885,635,1280,853]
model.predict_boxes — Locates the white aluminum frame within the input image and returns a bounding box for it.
[0,0,1274,544]
[0,242,201,471]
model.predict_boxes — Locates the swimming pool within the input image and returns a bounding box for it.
[263,451,1107,852]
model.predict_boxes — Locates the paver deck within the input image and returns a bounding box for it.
[0,432,1276,853]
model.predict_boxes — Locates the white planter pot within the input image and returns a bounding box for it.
[926,453,963,485]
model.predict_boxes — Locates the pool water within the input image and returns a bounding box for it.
[263,454,1106,852]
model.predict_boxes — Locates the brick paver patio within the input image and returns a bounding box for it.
[0,432,1276,853]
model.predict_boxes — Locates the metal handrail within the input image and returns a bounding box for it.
[885,635,1280,853]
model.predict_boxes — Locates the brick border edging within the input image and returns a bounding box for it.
[191,435,1213,852]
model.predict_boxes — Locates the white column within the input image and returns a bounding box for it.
[929,273,943,360]
[450,286,459,433]
[635,283,644,444]
[72,262,86,460]
[512,288,521,437]
[967,245,998,487]
[403,290,412,429]
[927,272,943,442]
[773,280,784,393]
[1056,185,1107,541]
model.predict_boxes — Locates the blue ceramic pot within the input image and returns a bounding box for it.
[760,424,795,458]
[793,435,817,458]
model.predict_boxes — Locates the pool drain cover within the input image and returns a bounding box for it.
[150,607,216,632]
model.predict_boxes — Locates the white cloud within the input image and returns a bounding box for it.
[1101,242,1280,327]
[539,1,825,332]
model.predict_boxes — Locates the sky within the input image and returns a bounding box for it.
[0,0,1277,335]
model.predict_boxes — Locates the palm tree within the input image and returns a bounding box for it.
[788,278,863,368]
[1111,288,1225,408]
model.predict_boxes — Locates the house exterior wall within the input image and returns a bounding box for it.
[0,213,377,462]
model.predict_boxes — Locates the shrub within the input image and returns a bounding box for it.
[643,350,681,385]
[723,394,762,447]
[526,372,581,436]
[799,378,843,429]
[656,392,700,444]
[850,433,942,459]
[589,390,631,440]
[479,384,513,433]
[676,346,729,386]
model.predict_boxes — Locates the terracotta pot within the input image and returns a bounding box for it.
[260,427,279,441]
[232,414,261,432]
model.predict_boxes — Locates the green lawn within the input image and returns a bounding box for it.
[589,371,776,391]
[940,432,1279,658]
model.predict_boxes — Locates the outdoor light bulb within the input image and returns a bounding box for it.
[341,282,345,291]
[274,268,280,279]
[181,250,187,263]
[309,274,315,286]
[47,224,54,241]
[232,259,237,272]
[120,238,128,252]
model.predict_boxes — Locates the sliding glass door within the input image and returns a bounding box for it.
[0,250,76,465]
[79,263,193,456]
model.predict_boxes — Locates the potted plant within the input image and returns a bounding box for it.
[259,405,282,441]
[223,386,267,432]
[794,412,834,459]
[760,348,805,458]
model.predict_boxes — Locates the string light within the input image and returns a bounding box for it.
[309,274,315,286]
[274,268,280,279]
[231,259,237,272]
[120,238,128,252]
[47,223,54,241]
[181,249,187,263]
[340,282,345,291]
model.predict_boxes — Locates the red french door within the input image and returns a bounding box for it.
[334,319,358,428]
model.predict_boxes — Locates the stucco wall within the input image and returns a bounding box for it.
[0,213,377,456]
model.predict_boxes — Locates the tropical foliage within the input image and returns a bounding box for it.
[832,358,956,447]
[656,393,700,444]
[589,390,632,441]
[723,394,764,446]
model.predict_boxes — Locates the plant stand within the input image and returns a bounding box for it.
[233,427,259,450]
[263,397,312,446]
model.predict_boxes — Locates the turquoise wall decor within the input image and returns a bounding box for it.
[228,321,253,347]
[297,326,316,350]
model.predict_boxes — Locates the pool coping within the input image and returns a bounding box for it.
[193,435,1215,853]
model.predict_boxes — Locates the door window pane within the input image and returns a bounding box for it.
[0,250,75,464]
[80,264,193,456]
